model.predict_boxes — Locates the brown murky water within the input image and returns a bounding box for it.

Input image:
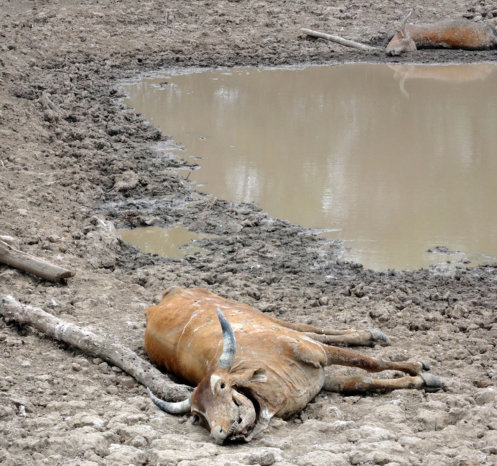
[119,226,211,258]
[123,64,497,270]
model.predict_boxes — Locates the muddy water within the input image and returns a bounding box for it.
[119,226,211,258]
[123,64,497,270]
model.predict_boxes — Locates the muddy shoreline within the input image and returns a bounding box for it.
[1,1,497,465]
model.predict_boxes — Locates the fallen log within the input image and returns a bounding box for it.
[0,296,191,402]
[301,28,380,52]
[0,239,74,282]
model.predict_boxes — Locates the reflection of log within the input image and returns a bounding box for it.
[301,28,380,52]
[0,240,74,282]
[0,296,191,401]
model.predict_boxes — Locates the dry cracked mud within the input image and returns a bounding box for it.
[1,1,497,465]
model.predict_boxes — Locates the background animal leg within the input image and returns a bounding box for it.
[305,329,389,347]
[323,372,442,394]
[324,346,427,376]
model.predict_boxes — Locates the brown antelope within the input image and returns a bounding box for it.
[386,12,497,55]
[303,13,497,56]
[144,287,442,443]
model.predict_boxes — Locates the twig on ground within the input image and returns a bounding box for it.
[301,28,381,52]
[0,240,74,282]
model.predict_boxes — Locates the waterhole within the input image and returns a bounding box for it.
[123,64,497,270]
[119,226,211,258]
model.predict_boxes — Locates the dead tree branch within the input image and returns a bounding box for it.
[301,28,381,52]
[0,296,192,401]
[0,240,74,282]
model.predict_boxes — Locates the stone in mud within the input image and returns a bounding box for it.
[130,434,148,448]
[70,412,106,429]
[248,450,277,466]
[113,170,140,192]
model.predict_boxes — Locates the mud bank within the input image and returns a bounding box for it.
[1,1,497,465]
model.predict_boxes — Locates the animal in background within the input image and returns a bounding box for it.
[386,12,497,55]
[303,12,497,56]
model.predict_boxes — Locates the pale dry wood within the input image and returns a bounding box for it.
[0,296,192,401]
[301,28,380,52]
[0,235,16,245]
[0,239,74,282]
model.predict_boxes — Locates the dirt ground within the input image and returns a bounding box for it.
[1,1,497,465]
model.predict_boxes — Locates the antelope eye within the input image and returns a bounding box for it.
[220,382,226,390]
[191,413,208,428]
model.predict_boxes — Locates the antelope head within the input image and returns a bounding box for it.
[386,12,417,56]
[147,308,267,444]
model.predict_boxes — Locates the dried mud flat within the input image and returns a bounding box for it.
[1,1,497,465]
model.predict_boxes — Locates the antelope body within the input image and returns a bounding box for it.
[145,287,441,443]
[386,18,497,55]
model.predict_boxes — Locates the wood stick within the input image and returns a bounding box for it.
[0,239,74,282]
[301,28,381,52]
[0,296,192,401]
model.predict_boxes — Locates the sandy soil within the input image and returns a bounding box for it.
[1,1,497,465]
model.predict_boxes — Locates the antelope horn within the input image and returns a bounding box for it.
[399,11,412,37]
[216,307,236,369]
[147,388,192,414]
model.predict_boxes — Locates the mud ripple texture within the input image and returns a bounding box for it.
[1,1,497,465]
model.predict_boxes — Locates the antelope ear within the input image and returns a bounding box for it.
[250,368,267,383]
[232,368,267,386]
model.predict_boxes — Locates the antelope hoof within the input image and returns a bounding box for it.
[420,372,443,392]
[368,329,390,346]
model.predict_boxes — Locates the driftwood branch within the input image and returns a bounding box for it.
[0,296,192,401]
[301,28,380,52]
[0,240,74,282]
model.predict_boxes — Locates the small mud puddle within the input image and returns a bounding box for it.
[119,225,211,259]
[123,64,497,270]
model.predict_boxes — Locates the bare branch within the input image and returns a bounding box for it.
[301,28,380,52]
[0,296,192,401]
[0,240,74,282]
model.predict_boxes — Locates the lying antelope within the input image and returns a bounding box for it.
[386,13,497,55]
[145,287,442,443]
[302,13,497,56]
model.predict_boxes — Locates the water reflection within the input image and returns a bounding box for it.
[388,64,496,98]
[123,64,497,270]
